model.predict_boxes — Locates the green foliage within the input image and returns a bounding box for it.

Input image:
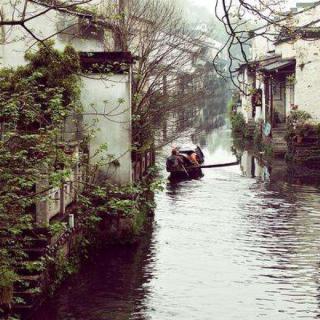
[227,99,234,115]
[230,112,248,138]
[253,121,263,151]
[0,267,18,288]
[108,198,138,216]
[47,249,80,296]
[287,110,312,126]
[49,222,67,237]
[24,261,45,273]
[263,143,273,157]
[286,110,313,142]
[0,42,83,288]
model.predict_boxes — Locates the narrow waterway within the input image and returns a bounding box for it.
[37,126,320,320]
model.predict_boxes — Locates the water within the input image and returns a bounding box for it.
[36,126,320,320]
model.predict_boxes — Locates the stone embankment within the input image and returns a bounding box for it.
[271,124,287,158]
[0,184,155,320]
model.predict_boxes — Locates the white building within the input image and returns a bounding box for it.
[0,0,143,225]
[237,2,320,127]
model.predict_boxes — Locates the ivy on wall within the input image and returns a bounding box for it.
[0,42,83,293]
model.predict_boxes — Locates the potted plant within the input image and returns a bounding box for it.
[295,122,317,143]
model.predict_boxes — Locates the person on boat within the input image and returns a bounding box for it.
[173,148,185,164]
[166,148,184,170]
[189,152,199,165]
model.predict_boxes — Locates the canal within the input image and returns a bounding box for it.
[36,125,320,319]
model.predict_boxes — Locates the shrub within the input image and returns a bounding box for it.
[263,143,273,157]
[253,120,263,151]
[231,112,248,138]
[286,110,312,141]
[287,110,312,128]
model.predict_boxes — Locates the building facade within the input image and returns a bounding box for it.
[0,0,153,226]
[237,3,320,128]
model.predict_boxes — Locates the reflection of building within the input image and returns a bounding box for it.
[240,151,270,182]
[238,147,320,185]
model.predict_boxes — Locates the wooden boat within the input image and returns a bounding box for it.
[166,145,205,180]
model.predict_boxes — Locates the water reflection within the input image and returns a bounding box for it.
[239,150,270,181]
[235,145,320,319]
[34,226,156,320]
[36,126,320,320]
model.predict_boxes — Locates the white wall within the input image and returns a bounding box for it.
[0,2,106,68]
[276,39,320,121]
[239,67,254,122]
[81,73,132,185]
[251,33,275,61]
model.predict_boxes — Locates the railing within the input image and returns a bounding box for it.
[132,149,156,182]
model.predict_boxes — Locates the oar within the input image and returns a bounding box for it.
[181,164,190,177]
[198,161,240,169]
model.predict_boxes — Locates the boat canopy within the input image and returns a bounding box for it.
[178,145,197,153]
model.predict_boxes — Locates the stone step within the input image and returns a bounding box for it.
[24,248,46,261]
[16,261,44,276]
[13,289,41,306]
[273,149,287,153]
[2,237,48,249]
[14,275,41,291]
[273,137,287,140]
[11,304,34,319]
[272,133,287,136]
[273,148,287,152]
[11,248,46,262]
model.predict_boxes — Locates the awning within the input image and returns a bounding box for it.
[236,54,282,73]
[258,59,295,72]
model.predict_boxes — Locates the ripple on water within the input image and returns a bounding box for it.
[35,128,320,320]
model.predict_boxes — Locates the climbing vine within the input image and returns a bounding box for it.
[0,42,83,294]
[0,42,162,316]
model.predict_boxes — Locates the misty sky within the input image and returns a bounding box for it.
[190,0,316,14]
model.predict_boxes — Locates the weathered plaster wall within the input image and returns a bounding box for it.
[294,40,320,121]
[293,5,320,26]
[276,39,320,120]
[0,2,106,68]
[251,33,275,61]
[81,73,132,185]
[239,68,254,122]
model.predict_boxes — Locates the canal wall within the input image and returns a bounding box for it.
[231,113,320,167]
[0,176,157,320]
[231,109,320,168]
